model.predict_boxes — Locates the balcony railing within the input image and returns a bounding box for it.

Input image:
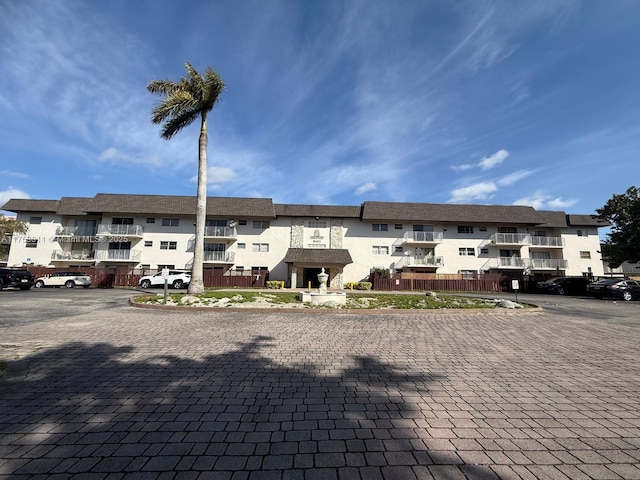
[51,250,95,261]
[489,233,530,245]
[529,236,565,248]
[529,258,568,270]
[396,255,444,269]
[203,251,235,263]
[97,224,144,237]
[204,226,237,239]
[402,231,444,244]
[55,226,98,237]
[95,249,142,261]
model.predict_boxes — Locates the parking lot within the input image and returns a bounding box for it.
[0,288,639,479]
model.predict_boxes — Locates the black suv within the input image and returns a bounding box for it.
[0,268,35,290]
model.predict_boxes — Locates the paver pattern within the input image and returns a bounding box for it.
[1,304,639,479]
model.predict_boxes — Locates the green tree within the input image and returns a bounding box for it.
[0,217,28,261]
[147,62,225,293]
[596,186,640,268]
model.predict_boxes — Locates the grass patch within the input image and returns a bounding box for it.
[134,290,510,309]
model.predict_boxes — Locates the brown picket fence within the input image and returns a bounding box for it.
[370,271,506,293]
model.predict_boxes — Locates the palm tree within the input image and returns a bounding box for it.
[147,62,225,294]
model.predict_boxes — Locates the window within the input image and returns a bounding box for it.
[372,246,389,255]
[144,241,153,247]
[394,224,403,230]
[25,238,38,248]
[458,225,474,234]
[239,220,247,226]
[394,246,404,254]
[140,264,150,270]
[479,226,487,232]
[413,225,434,232]
[458,247,475,256]
[237,243,246,249]
[112,218,133,225]
[29,216,42,225]
[252,243,269,252]
[157,264,175,270]
[498,226,517,233]
[577,229,588,237]
[531,230,547,237]
[308,220,326,228]
[253,220,270,229]
[372,223,388,231]
[480,248,489,255]
[160,241,177,250]
[162,218,179,227]
[146,218,156,224]
[580,251,591,259]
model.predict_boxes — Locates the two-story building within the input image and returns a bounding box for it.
[1,193,608,287]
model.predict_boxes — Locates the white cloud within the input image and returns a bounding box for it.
[206,166,236,187]
[452,149,509,172]
[0,187,31,210]
[449,181,497,203]
[513,191,577,210]
[496,169,535,187]
[355,182,377,195]
[0,170,29,179]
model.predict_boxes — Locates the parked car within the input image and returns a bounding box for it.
[139,270,191,289]
[587,278,640,301]
[34,271,92,289]
[0,268,35,290]
[535,276,591,296]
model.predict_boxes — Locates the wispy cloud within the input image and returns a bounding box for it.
[452,149,509,171]
[0,187,31,211]
[449,181,498,203]
[355,182,377,195]
[513,190,577,210]
[0,170,29,179]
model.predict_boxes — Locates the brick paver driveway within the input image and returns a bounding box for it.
[1,299,639,479]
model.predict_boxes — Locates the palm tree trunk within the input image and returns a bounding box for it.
[188,114,208,294]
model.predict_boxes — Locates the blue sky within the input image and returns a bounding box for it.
[1,0,639,218]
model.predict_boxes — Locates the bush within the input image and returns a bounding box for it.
[266,280,285,289]
[344,281,372,290]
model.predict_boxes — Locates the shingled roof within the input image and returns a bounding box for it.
[283,248,353,265]
[56,197,93,216]
[567,214,610,227]
[274,204,361,218]
[361,201,544,224]
[84,194,276,218]
[1,199,60,213]
[535,210,569,228]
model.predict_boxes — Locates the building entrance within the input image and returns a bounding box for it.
[302,267,329,288]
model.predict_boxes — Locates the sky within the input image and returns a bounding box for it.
[1,0,639,220]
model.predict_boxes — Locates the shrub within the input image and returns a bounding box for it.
[266,280,285,289]
[344,281,372,290]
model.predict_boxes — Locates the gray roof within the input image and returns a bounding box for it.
[567,214,610,227]
[56,197,93,216]
[361,201,543,224]
[534,210,569,228]
[283,248,353,265]
[274,204,361,218]
[84,194,276,218]
[1,199,60,213]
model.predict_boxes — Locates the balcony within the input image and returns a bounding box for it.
[482,257,528,270]
[97,224,144,237]
[529,258,568,270]
[95,249,142,262]
[396,255,444,269]
[402,231,444,246]
[204,251,235,264]
[204,226,237,242]
[529,236,565,248]
[55,226,98,237]
[489,233,530,246]
[51,250,96,262]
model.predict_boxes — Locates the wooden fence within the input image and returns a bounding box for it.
[370,271,506,293]
[26,267,268,289]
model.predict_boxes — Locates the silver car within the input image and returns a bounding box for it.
[34,271,92,289]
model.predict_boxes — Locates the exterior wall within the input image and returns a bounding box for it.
[4,203,607,281]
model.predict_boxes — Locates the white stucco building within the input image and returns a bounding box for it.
[1,194,608,287]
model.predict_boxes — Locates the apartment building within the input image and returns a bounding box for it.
[1,194,608,287]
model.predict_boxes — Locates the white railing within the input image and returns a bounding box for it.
[95,249,142,261]
[55,226,98,236]
[51,250,95,261]
[204,226,237,238]
[529,258,568,269]
[490,233,530,245]
[396,255,444,268]
[203,251,235,263]
[97,224,144,236]
[402,231,444,243]
[530,236,564,247]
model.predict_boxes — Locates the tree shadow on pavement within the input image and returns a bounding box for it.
[0,336,499,479]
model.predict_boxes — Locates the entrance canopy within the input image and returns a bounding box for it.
[283,248,353,266]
